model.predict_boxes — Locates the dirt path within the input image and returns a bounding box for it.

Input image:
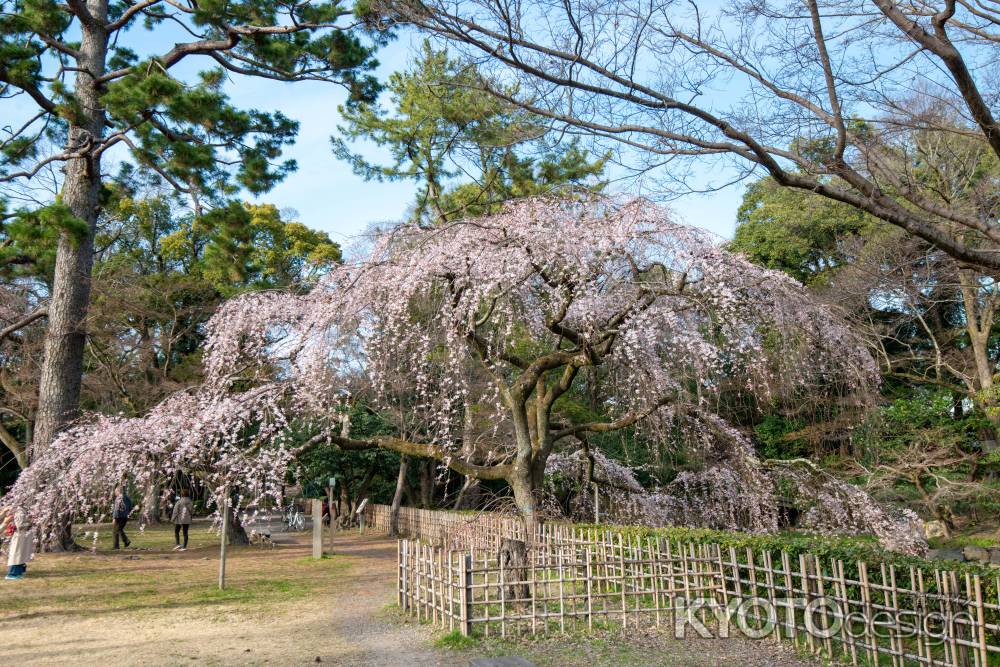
[302,534,466,667]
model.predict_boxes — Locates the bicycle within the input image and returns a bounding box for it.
[282,506,305,532]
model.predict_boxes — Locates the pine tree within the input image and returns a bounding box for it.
[0,0,384,495]
[331,42,606,225]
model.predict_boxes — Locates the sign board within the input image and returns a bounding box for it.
[355,498,369,514]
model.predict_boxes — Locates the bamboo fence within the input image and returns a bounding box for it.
[366,504,1000,666]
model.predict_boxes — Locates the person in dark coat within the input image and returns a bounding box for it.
[112,486,133,549]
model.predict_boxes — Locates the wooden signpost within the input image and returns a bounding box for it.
[312,499,323,559]
[218,496,229,590]
[327,477,336,555]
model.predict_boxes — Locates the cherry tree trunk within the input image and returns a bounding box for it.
[498,537,531,602]
[510,468,542,539]
[452,477,481,510]
[419,459,434,509]
[389,456,408,536]
[140,483,162,525]
[226,505,250,546]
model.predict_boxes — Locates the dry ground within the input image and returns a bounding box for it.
[1,522,820,666]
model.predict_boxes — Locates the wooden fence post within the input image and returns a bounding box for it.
[585,547,594,632]
[397,540,404,608]
[218,495,229,591]
[312,499,323,559]
[460,553,472,637]
[327,485,335,555]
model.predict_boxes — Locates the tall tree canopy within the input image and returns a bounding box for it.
[0,0,384,479]
[379,0,1000,269]
[331,42,606,224]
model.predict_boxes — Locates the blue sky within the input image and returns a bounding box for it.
[223,32,747,244]
[4,25,746,244]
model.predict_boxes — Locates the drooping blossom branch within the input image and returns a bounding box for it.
[3,383,297,543]
[203,194,876,523]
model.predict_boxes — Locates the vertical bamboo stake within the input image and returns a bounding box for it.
[500,547,507,638]
[836,559,856,666]
[447,551,454,632]
[799,554,815,655]
[762,551,778,644]
[952,571,970,667]
[974,574,987,667]
[404,541,411,613]
[858,561,877,666]
[637,535,645,621]
[618,533,627,629]
[436,548,443,626]
[558,547,566,634]
[651,538,662,627]
[416,544,423,623]
[781,551,797,645]
[585,547,593,633]
[459,553,471,637]
[747,547,759,633]
[429,546,436,625]
[530,555,537,636]
[939,570,958,667]
[814,556,833,660]
[908,566,925,667]
[666,539,676,628]
[964,573,978,667]
[715,544,729,609]
[882,563,900,667]
[483,550,491,638]
[920,568,934,663]
[681,540,692,630]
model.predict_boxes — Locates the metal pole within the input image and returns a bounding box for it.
[219,495,229,590]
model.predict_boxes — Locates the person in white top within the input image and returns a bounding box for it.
[2,507,35,581]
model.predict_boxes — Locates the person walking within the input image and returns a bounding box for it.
[112,486,133,550]
[2,508,35,581]
[170,488,194,551]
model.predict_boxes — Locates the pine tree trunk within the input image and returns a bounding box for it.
[33,0,108,456]
[32,0,108,552]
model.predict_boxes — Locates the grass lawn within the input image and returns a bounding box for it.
[2,520,345,622]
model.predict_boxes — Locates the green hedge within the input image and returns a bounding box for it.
[574,523,999,580]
